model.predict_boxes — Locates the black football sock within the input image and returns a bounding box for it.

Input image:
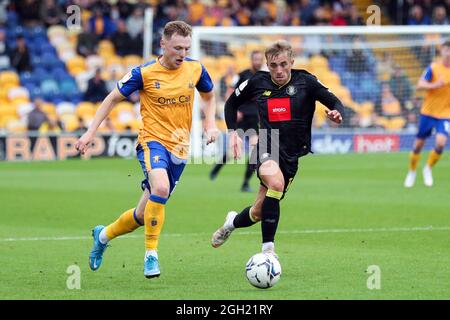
[233,206,257,228]
[210,154,227,177]
[261,189,282,243]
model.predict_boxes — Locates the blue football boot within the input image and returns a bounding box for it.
[89,225,109,271]
[144,255,161,278]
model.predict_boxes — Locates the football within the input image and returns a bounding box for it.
[245,253,281,289]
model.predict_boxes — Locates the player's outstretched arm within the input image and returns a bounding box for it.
[315,87,344,125]
[75,87,125,154]
[199,90,219,145]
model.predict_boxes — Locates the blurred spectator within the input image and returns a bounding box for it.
[330,7,347,26]
[346,47,369,73]
[346,5,364,25]
[126,7,145,40]
[27,98,55,131]
[39,0,64,27]
[407,5,431,25]
[116,0,135,20]
[431,6,449,25]
[0,28,10,70]
[300,0,320,25]
[188,0,206,25]
[219,65,238,102]
[0,1,7,25]
[15,0,41,27]
[89,6,116,40]
[111,20,132,57]
[84,69,108,103]
[9,36,32,73]
[377,51,394,82]
[380,83,402,116]
[388,65,412,108]
[90,0,112,16]
[77,20,99,57]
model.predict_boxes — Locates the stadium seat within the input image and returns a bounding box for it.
[76,102,96,118]
[67,56,87,75]
[123,55,143,69]
[60,113,80,132]
[5,119,27,133]
[8,87,30,100]
[0,103,17,118]
[16,102,34,119]
[98,40,115,57]
[0,71,20,87]
[47,25,67,41]
[85,55,104,72]
[40,79,60,100]
[56,102,76,115]
[41,102,57,116]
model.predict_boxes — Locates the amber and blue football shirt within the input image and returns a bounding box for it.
[117,57,213,159]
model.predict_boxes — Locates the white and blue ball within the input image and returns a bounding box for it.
[245,253,281,289]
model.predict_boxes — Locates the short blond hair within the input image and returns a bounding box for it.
[265,40,294,61]
[163,21,192,39]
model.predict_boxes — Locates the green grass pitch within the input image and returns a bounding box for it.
[0,152,449,299]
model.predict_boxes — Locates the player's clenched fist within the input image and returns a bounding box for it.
[75,131,94,155]
[326,109,343,124]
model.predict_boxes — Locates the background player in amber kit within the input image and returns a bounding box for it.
[211,41,343,258]
[75,21,219,278]
[404,40,450,188]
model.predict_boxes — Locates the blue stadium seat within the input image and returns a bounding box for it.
[19,71,37,85]
[40,52,60,69]
[40,79,60,100]
[52,68,70,82]
[39,43,57,56]
[59,79,80,101]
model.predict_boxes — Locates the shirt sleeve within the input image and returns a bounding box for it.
[196,64,214,93]
[225,77,255,129]
[309,74,345,115]
[422,65,433,82]
[117,66,143,97]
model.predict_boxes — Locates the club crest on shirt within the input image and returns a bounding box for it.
[154,81,161,89]
[286,85,297,96]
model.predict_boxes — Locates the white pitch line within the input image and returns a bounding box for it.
[0,226,449,242]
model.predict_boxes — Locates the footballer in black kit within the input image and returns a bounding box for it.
[211,40,344,257]
[226,69,344,197]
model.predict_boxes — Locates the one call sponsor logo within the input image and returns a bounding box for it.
[267,98,291,122]
[354,134,399,153]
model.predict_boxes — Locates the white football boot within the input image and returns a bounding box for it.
[404,170,416,188]
[422,165,433,187]
[211,211,238,248]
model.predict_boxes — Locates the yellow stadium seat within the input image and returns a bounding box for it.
[41,102,57,116]
[0,102,16,116]
[0,71,20,87]
[67,56,87,75]
[104,55,123,67]
[98,40,115,57]
[124,55,143,68]
[47,25,67,41]
[8,87,29,101]
[6,119,26,133]
[0,115,19,128]
[0,87,9,100]
[76,102,97,118]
